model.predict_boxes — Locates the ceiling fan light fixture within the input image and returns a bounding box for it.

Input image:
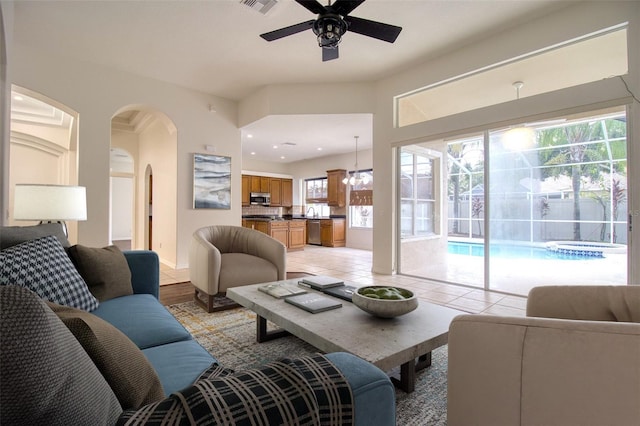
[313,15,346,48]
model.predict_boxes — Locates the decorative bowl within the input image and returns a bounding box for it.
[352,286,418,318]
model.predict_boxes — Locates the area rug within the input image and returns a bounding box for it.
[167,301,448,425]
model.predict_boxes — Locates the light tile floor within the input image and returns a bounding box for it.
[161,245,527,316]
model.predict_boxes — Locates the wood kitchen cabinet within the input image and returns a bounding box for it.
[288,220,306,250]
[242,174,293,207]
[241,175,251,206]
[244,219,305,251]
[269,221,288,247]
[242,220,268,235]
[270,178,282,206]
[326,169,346,207]
[320,218,346,247]
[281,179,293,207]
[250,176,270,193]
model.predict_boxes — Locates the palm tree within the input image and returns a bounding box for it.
[538,122,601,240]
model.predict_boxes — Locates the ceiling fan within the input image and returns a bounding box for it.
[260,0,402,62]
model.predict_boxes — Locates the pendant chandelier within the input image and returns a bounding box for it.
[502,81,535,151]
[343,136,369,185]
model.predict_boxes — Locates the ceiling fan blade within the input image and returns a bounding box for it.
[260,20,315,41]
[295,0,327,15]
[322,46,339,62]
[332,0,365,17]
[344,15,402,43]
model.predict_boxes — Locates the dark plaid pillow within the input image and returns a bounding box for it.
[194,362,235,382]
[117,395,187,426]
[0,235,99,311]
[175,361,320,425]
[118,355,354,426]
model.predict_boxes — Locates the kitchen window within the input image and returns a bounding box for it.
[348,169,373,228]
[305,177,327,202]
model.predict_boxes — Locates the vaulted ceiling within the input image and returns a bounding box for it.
[11,0,573,163]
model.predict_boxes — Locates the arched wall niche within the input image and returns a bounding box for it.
[8,85,80,242]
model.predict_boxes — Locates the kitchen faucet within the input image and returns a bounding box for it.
[306,207,317,218]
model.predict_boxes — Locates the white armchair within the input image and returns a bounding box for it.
[447,285,640,426]
[189,225,286,312]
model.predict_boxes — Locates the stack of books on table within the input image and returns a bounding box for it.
[258,276,358,313]
[299,276,358,303]
[258,282,308,299]
[284,293,343,314]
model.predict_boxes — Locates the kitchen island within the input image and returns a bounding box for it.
[242,217,306,251]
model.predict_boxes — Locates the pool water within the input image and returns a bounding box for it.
[447,241,600,260]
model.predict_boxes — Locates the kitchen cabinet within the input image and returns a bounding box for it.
[281,179,293,207]
[250,176,270,193]
[269,221,288,247]
[242,174,293,207]
[288,220,306,250]
[320,218,346,247]
[242,220,268,235]
[241,175,251,206]
[270,178,282,206]
[326,169,346,207]
[243,219,305,250]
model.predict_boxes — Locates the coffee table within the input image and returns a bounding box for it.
[227,279,465,393]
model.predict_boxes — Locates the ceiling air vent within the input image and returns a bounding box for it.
[240,0,277,15]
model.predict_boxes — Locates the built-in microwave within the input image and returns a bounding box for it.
[250,192,271,206]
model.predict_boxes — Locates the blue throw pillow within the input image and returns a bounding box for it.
[0,235,99,311]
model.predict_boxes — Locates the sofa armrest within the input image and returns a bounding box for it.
[122,250,160,298]
[526,285,640,322]
[447,314,640,426]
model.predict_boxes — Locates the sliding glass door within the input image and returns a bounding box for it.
[398,108,628,295]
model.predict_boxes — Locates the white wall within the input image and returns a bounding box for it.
[0,1,13,225]
[110,176,132,241]
[138,118,177,267]
[9,43,239,268]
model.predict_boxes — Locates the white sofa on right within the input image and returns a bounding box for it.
[447,285,640,426]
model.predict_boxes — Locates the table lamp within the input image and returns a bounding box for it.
[13,184,87,236]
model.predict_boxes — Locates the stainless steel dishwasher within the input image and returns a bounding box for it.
[307,219,321,245]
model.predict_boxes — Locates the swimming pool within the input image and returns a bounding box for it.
[447,241,606,260]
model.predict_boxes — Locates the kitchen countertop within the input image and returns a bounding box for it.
[243,215,346,221]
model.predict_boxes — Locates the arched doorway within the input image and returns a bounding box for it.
[111,107,177,266]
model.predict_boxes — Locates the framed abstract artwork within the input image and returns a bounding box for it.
[193,153,231,209]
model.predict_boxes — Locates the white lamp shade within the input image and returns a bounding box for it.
[14,184,87,221]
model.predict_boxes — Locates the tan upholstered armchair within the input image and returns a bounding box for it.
[447,285,640,426]
[189,225,286,312]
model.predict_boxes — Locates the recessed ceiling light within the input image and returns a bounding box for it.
[247,134,253,138]
[280,156,285,159]
[251,152,256,155]
[317,147,323,151]
[272,145,278,149]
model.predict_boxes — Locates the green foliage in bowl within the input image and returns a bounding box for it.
[358,286,413,300]
[353,286,418,318]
